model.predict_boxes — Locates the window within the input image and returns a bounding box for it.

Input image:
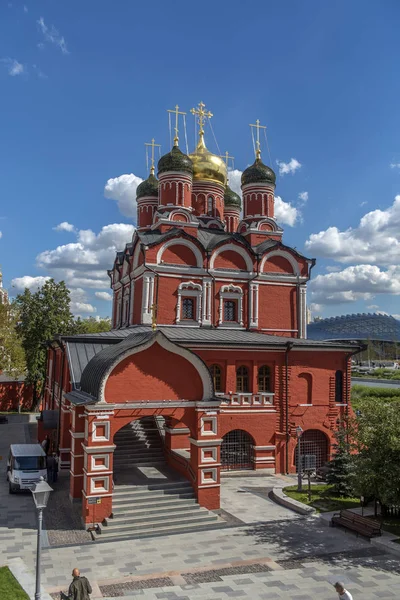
[224,300,236,322]
[210,364,222,393]
[258,365,271,392]
[236,366,249,393]
[207,196,214,215]
[335,370,344,403]
[182,298,194,320]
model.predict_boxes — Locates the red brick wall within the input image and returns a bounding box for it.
[0,381,32,411]
[214,250,248,271]
[104,342,204,403]
[162,244,198,267]
[258,284,297,332]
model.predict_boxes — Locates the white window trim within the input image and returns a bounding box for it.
[176,281,202,324]
[219,284,243,326]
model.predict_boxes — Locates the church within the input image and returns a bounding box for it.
[42,103,359,528]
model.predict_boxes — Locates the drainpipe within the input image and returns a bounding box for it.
[141,244,160,327]
[285,341,294,474]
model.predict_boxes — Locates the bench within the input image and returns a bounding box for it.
[331,509,381,538]
[0,415,8,424]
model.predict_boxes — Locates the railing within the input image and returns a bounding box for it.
[218,392,274,407]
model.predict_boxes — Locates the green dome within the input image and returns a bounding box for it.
[136,173,159,199]
[157,145,193,176]
[224,184,241,209]
[241,158,276,187]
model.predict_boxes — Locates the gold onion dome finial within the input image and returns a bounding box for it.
[189,101,227,186]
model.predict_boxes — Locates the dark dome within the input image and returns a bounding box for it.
[157,146,193,176]
[224,184,241,209]
[241,158,276,187]
[136,173,159,199]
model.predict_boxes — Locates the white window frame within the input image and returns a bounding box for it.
[219,284,244,327]
[176,281,202,324]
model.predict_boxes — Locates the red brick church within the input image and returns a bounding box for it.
[42,103,359,528]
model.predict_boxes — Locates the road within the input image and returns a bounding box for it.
[352,377,400,388]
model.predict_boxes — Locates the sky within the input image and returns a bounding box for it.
[0,0,400,320]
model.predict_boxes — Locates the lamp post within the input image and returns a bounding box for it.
[31,476,53,600]
[296,426,303,492]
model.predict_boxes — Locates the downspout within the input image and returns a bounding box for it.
[285,341,294,474]
[141,244,160,326]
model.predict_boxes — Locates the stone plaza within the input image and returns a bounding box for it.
[1,419,400,599]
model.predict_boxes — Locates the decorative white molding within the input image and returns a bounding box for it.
[219,284,244,326]
[176,281,203,324]
[300,285,307,339]
[141,273,155,325]
[249,282,259,327]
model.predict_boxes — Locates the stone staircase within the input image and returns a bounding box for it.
[94,417,224,541]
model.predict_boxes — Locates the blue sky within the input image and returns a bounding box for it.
[1,0,399,319]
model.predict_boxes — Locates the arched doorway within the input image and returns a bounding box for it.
[221,430,254,471]
[294,429,328,472]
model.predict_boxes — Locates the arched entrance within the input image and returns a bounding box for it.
[221,430,254,471]
[294,429,328,471]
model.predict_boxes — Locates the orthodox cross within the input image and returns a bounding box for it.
[151,303,157,331]
[144,138,161,175]
[167,105,186,146]
[249,119,266,160]
[221,151,235,169]
[190,101,213,137]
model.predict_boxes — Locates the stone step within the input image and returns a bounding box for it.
[112,491,195,507]
[112,497,197,515]
[114,460,166,468]
[95,520,225,543]
[113,481,191,495]
[113,447,164,455]
[107,505,206,525]
[100,512,219,535]
[113,452,165,462]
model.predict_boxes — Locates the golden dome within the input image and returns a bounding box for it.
[189,135,227,186]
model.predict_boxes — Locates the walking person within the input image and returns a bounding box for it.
[68,568,92,600]
[334,582,353,600]
[46,453,55,483]
[51,452,59,483]
[41,435,50,455]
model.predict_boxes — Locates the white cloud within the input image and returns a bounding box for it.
[37,17,69,55]
[390,163,400,169]
[360,201,367,207]
[53,221,75,233]
[0,231,2,239]
[392,314,400,320]
[276,158,301,176]
[104,173,143,219]
[298,191,308,204]
[36,223,135,290]
[227,169,299,227]
[309,264,400,305]
[11,275,50,292]
[309,303,323,314]
[305,195,400,265]
[23,4,28,12]
[95,291,112,301]
[367,304,379,310]
[325,266,341,273]
[1,58,24,76]
[71,302,96,314]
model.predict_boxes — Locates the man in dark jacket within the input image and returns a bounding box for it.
[68,568,92,600]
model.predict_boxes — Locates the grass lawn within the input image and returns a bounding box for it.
[0,567,29,600]
[283,484,360,512]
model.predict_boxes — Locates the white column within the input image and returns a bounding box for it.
[176,290,181,323]
[202,278,212,326]
[197,294,202,323]
[218,293,223,325]
[129,279,135,325]
[239,294,244,326]
[250,283,259,328]
[142,275,152,325]
[300,286,307,339]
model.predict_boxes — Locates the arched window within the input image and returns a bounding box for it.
[182,298,194,320]
[207,196,214,215]
[210,364,222,393]
[258,365,271,392]
[224,300,236,322]
[221,430,254,471]
[335,370,344,403]
[236,366,249,393]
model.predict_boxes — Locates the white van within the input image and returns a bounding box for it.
[6,444,47,494]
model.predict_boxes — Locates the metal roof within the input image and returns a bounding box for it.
[66,340,118,388]
[308,313,400,343]
[10,444,46,457]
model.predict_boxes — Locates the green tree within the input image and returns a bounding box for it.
[326,421,354,497]
[352,399,400,509]
[73,316,111,334]
[15,279,75,409]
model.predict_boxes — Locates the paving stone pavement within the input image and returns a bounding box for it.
[2,422,400,599]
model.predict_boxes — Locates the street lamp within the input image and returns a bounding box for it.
[31,476,53,600]
[296,426,303,492]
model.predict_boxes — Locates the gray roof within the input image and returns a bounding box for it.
[10,444,46,457]
[0,372,26,383]
[63,325,361,405]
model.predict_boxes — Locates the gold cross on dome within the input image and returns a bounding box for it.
[221,151,235,169]
[249,119,266,160]
[190,101,213,137]
[144,138,161,175]
[167,105,186,147]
